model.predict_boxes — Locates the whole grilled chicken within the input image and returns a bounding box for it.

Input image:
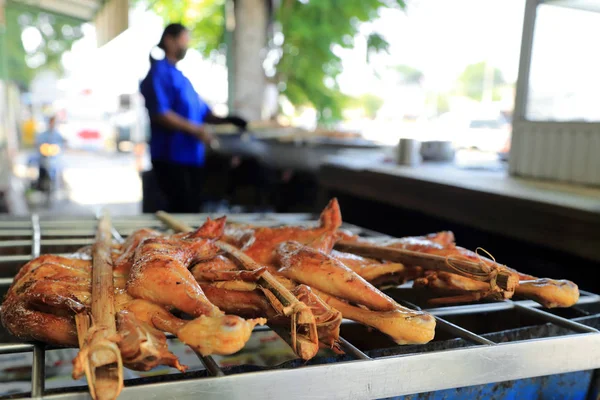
[1,219,265,372]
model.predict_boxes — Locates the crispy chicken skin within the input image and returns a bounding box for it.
[1,218,267,370]
[127,235,222,317]
[277,241,398,312]
[224,198,342,267]
[331,250,419,284]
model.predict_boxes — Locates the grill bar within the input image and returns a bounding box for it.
[0,238,94,247]
[0,277,13,285]
[0,214,599,399]
[434,317,496,346]
[30,214,45,397]
[31,344,45,398]
[338,337,371,360]
[31,215,41,259]
[397,299,495,346]
[514,303,599,333]
[42,333,600,400]
[195,352,226,377]
[0,343,34,354]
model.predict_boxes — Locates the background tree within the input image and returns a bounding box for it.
[456,61,505,102]
[137,0,406,124]
[345,93,384,119]
[4,5,83,88]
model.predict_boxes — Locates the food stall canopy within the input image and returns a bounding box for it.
[7,0,103,22]
[7,0,129,46]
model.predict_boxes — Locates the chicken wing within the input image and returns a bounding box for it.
[124,299,265,356]
[313,289,435,345]
[127,235,222,317]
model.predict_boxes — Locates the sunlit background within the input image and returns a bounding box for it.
[3,0,600,215]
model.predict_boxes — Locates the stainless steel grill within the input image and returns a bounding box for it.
[1,213,600,400]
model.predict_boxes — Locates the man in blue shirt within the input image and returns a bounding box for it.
[140,23,247,213]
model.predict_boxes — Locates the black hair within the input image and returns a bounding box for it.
[150,23,188,64]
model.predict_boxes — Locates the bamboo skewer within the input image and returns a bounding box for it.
[156,211,320,360]
[73,211,123,400]
[335,240,518,293]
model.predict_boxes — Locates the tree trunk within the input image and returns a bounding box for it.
[232,0,268,121]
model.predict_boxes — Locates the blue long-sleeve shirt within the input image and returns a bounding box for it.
[140,58,210,166]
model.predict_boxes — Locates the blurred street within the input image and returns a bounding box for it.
[14,150,143,216]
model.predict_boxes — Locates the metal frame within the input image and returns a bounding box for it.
[1,213,600,399]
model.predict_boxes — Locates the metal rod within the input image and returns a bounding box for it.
[0,255,35,263]
[0,240,31,247]
[398,299,495,345]
[111,227,125,244]
[0,229,32,236]
[194,351,225,377]
[426,301,520,317]
[0,343,34,354]
[0,238,94,247]
[0,253,74,263]
[31,214,41,259]
[514,303,599,334]
[31,344,45,398]
[434,317,496,346]
[0,277,13,286]
[579,289,600,300]
[513,0,538,121]
[338,337,371,360]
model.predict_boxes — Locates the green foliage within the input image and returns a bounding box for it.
[277,0,404,124]
[456,61,505,102]
[436,93,450,114]
[132,0,226,58]
[391,64,424,85]
[346,93,384,119]
[140,0,406,124]
[3,5,84,87]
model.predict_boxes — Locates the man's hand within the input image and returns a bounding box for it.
[226,116,248,130]
[192,125,213,144]
[153,111,213,143]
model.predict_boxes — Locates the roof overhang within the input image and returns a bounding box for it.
[7,0,103,23]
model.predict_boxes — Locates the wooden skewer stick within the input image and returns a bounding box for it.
[73,211,123,400]
[335,240,518,293]
[156,211,320,360]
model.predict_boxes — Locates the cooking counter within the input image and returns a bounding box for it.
[319,154,600,263]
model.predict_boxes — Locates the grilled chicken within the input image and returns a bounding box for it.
[331,250,421,286]
[399,233,580,308]
[1,219,266,372]
[277,241,398,312]
[223,198,342,268]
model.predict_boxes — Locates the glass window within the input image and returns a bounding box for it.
[526,4,600,121]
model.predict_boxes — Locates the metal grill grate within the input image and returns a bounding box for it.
[1,213,600,399]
